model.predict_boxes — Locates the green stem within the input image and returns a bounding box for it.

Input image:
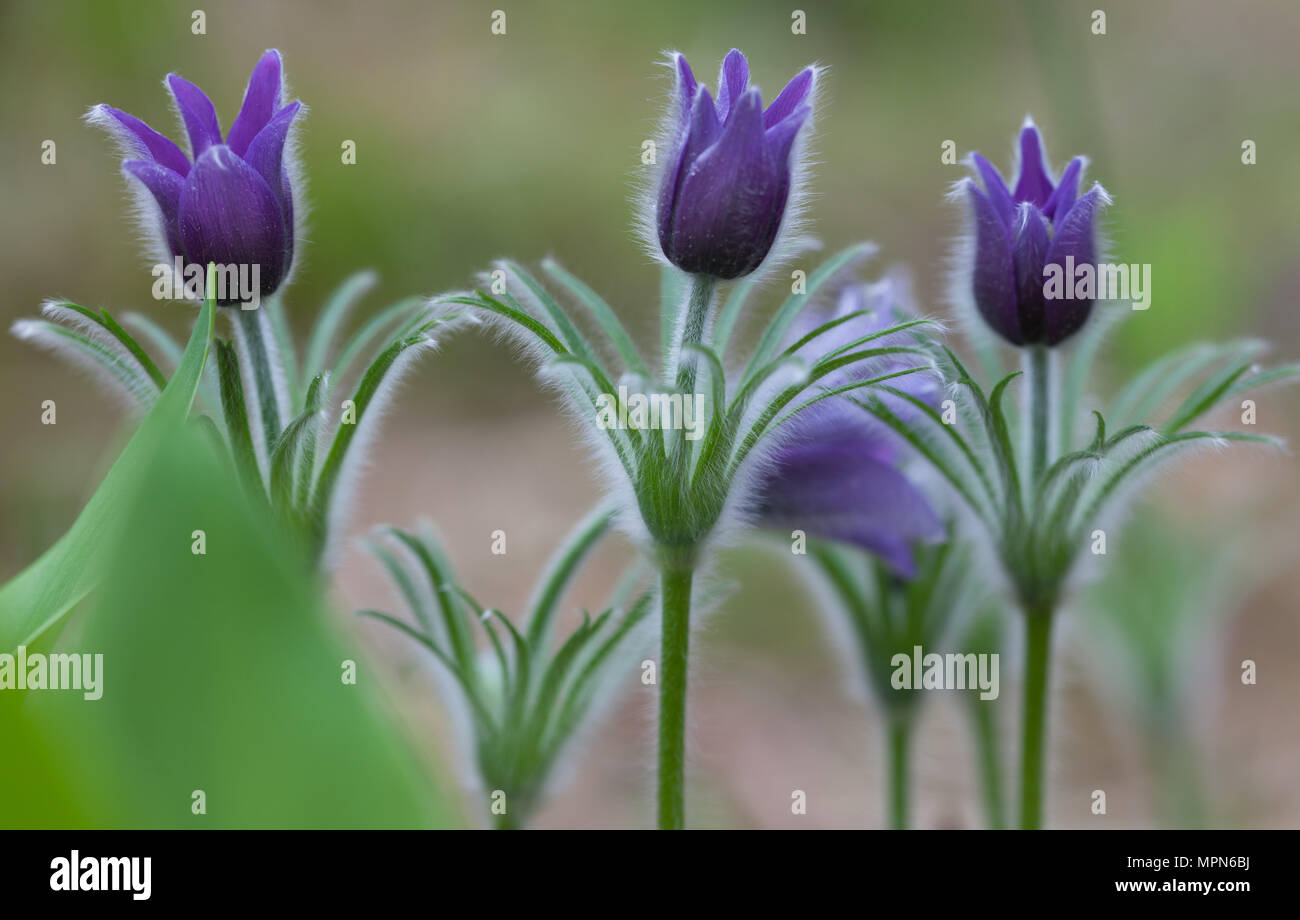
[235,308,283,452]
[657,564,694,829]
[1019,607,1054,829]
[1027,345,1051,487]
[673,275,717,396]
[887,717,912,830]
[970,696,1005,829]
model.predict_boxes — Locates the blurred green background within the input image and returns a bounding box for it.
[2,0,1298,827]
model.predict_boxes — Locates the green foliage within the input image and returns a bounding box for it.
[14,273,459,564]
[0,275,215,652]
[362,506,651,828]
[437,247,934,564]
[809,540,975,719]
[2,395,457,828]
[855,322,1296,613]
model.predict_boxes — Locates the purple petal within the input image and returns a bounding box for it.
[761,442,943,576]
[1012,122,1054,207]
[1011,204,1051,344]
[672,54,697,125]
[93,106,191,176]
[764,103,809,165]
[713,48,750,122]
[244,102,300,271]
[122,160,185,258]
[970,153,1014,230]
[763,67,814,129]
[967,181,1022,345]
[1042,185,1108,345]
[243,102,300,207]
[760,103,809,245]
[671,89,778,278]
[226,49,283,157]
[177,146,287,298]
[657,86,722,258]
[1043,156,1083,225]
[167,74,223,157]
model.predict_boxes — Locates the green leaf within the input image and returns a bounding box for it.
[120,312,183,368]
[380,526,476,676]
[48,302,168,390]
[501,261,608,378]
[741,242,877,386]
[444,290,569,356]
[302,270,377,390]
[711,275,760,361]
[12,319,159,409]
[215,338,265,499]
[1163,361,1252,433]
[5,423,457,828]
[329,296,428,388]
[968,371,1023,522]
[0,275,216,651]
[1221,363,1300,403]
[548,592,652,755]
[728,346,932,474]
[542,258,648,378]
[523,504,615,651]
[269,373,326,510]
[1075,430,1280,532]
[122,312,223,415]
[1109,340,1264,427]
[310,327,435,549]
[364,539,438,637]
[264,293,301,406]
[1060,305,1126,451]
[874,383,999,513]
[855,395,995,529]
[547,355,638,476]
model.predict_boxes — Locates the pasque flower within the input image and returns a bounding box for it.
[656,49,815,279]
[964,119,1108,346]
[89,50,301,300]
[757,278,944,575]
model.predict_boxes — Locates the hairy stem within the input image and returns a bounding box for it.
[1026,345,1051,489]
[235,308,283,452]
[1019,606,1054,829]
[887,717,912,830]
[970,694,1005,829]
[673,274,717,396]
[493,809,521,831]
[657,563,694,829]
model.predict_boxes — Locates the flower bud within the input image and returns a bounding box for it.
[757,278,943,575]
[963,119,1109,346]
[656,49,815,279]
[89,50,301,303]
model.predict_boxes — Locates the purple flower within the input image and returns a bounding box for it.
[656,49,815,280]
[89,50,301,301]
[963,119,1109,346]
[756,278,944,576]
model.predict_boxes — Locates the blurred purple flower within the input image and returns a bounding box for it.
[964,119,1109,346]
[756,278,944,576]
[656,49,815,279]
[89,50,301,301]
